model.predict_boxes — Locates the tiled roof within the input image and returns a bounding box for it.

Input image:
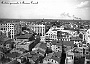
[58,41,74,46]
[0,40,4,45]
[52,29,58,31]
[4,39,14,45]
[63,41,74,46]
[16,34,33,39]
[0,47,7,53]
[6,52,21,59]
[37,48,45,56]
[51,40,58,45]
[15,48,27,52]
[51,40,74,48]
[39,43,47,50]
[30,51,37,55]
[51,56,61,63]
[8,60,19,64]
[51,52,62,63]
[53,51,62,57]
[0,35,10,42]
[74,53,82,57]
[24,53,32,58]
[70,36,82,41]
[86,53,90,59]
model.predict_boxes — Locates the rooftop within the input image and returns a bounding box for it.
[6,52,21,59]
[16,34,33,39]
[70,36,82,41]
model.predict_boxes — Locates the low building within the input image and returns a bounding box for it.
[70,36,82,42]
[15,34,34,42]
[65,50,74,64]
[16,41,34,51]
[43,51,62,64]
[85,53,90,64]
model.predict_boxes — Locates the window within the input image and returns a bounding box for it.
[52,60,53,62]
[56,48,57,49]
[86,52,89,55]
[4,28,5,30]
[55,61,56,63]
[55,55,57,57]
[6,44,10,48]
[87,61,90,64]
[48,59,50,61]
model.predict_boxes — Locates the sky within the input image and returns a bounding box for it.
[0,0,90,20]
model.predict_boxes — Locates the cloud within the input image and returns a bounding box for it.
[60,12,82,20]
[76,1,90,8]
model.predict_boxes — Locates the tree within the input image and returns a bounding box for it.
[45,47,53,54]
[79,34,83,39]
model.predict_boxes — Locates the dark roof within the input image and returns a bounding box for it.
[0,47,8,53]
[56,42,62,46]
[51,56,61,63]
[86,53,90,59]
[57,31,71,37]
[8,60,20,64]
[16,48,26,52]
[70,36,82,41]
[63,41,74,46]
[0,40,5,45]
[51,40,74,47]
[51,52,62,63]
[39,43,47,50]
[16,34,33,39]
[6,52,21,59]
[0,35,10,42]
[37,49,45,55]
[4,39,14,45]
[74,53,82,57]
[30,51,37,55]
[58,41,74,46]
[53,51,62,57]
[24,53,32,58]
[51,40,59,45]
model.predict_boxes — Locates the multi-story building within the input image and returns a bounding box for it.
[65,50,74,64]
[45,29,57,42]
[0,22,22,39]
[27,24,46,42]
[51,45,62,52]
[28,24,45,36]
[43,51,62,64]
[85,29,90,44]
[43,58,59,64]
[0,23,15,39]
[14,22,22,36]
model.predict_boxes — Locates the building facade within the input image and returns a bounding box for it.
[0,23,15,39]
[85,29,90,44]
[28,24,45,36]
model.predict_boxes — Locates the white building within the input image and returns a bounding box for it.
[85,29,90,44]
[0,23,15,39]
[45,29,57,41]
[51,45,62,52]
[40,36,45,42]
[65,50,74,64]
[28,24,45,36]
[43,59,59,64]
